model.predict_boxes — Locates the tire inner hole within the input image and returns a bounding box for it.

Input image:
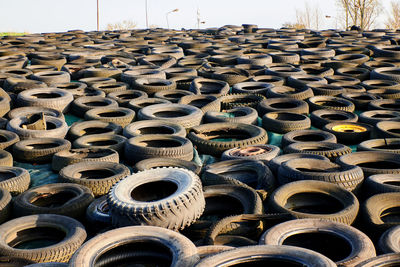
[7,227,66,249]
[30,191,77,208]
[136,126,175,135]
[282,231,352,262]
[139,139,182,148]
[153,110,189,118]
[75,169,115,179]
[292,134,326,142]
[284,192,344,214]
[202,195,245,221]
[94,241,172,267]
[131,181,177,202]
[380,207,400,223]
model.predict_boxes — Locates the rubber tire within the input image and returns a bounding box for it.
[323,121,372,145]
[16,88,73,113]
[0,150,12,167]
[378,225,400,254]
[257,98,309,116]
[0,130,19,150]
[138,103,203,129]
[68,120,122,141]
[269,180,359,225]
[59,161,130,197]
[134,158,201,174]
[307,95,355,112]
[12,138,71,163]
[277,158,364,191]
[310,109,358,129]
[0,166,30,195]
[107,167,205,230]
[221,144,281,163]
[84,107,135,127]
[336,151,400,178]
[262,112,311,134]
[284,141,352,161]
[281,129,337,148]
[260,218,376,267]
[12,183,94,219]
[73,134,127,155]
[267,153,331,176]
[358,138,400,154]
[0,188,11,224]
[7,106,64,120]
[188,122,268,157]
[123,119,186,139]
[364,174,400,196]
[0,214,86,263]
[194,245,336,267]
[354,253,400,267]
[204,107,258,125]
[69,225,199,267]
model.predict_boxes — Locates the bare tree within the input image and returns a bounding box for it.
[385,1,400,29]
[106,20,137,31]
[337,0,382,30]
[282,2,323,30]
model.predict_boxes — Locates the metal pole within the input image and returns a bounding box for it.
[166,13,170,29]
[145,0,149,29]
[97,0,99,31]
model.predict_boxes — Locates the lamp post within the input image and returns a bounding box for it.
[145,0,149,29]
[166,8,179,29]
[325,15,338,29]
[96,0,99,31]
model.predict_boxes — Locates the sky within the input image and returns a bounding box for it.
[0,0,395,33]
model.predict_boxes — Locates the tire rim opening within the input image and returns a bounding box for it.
[30,191,78,208]
[7,227,66,249]
[284,192,344,214]
[131,181,178,202]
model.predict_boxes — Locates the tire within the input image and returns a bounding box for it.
[30,71,70,85]
[282,129,337,147]
[0,97,10,117]
[178,95,221,113]
[196,245,234,260]
[354,253,400,267]
[370,67,400,83]
[7,106,64,120]
[123,119,186,139]
[127,97,171,113]
[71,96,118,116]
[201,159,275,193]
[69,225,199,267]
[220,93,265,110]
[341,92,381,110]
[138,103,203,129]
[0,188,11,224]
[378,225,400,254]
[134,157,201,174]
[368,99,400,110]
[359,110,400,126]
[107,90,148,107]
[376,121,400,138]
[284,141,352,161]
[90,82,127,95]
[108,167,205,230]
[194,245,336,267]
[124,135,193,164]
[84,107,135,127]
[59,161,130,197]
[12,138,71,163]
[0,150,12,167]
[0,166,30,195]
[221,144,281,163]
[79,77,117,87]
[0,130,19,150]
[260,218,376,267]
[68,120,122,140]
[51,147,119,172]
[17,88,73,113]
[323,121,372,145]
[269,180,359,225]
[310,109,358,129]
[266,85,314,100]
[277,157,364,191]
[231,82,272,95]
[310,83,345,96]
[336,151,400,177]
[307,95,355,112]
[154,89,194,103]
[132,78,176,95]
[85,195,111,229]
[0,214,86,263]
[189,77,230,96]
[358,138,400,154]
[6,116,68,140]
[188,122,268,156]
[362,192,400,235]
[257,98,309,116]
[13,183,94,219]
[204,107,258,125]
[262,112,311,134]
[364,174,400,197]
[73,134,127,154]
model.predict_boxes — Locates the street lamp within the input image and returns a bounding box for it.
[166,8,179,29]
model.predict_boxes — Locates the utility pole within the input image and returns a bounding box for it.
[197,7,200,29]
[97,0,99,31]
[166,8,179,29]
[145,0,149,29]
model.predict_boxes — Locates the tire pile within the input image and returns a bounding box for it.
[0,24,400,266]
